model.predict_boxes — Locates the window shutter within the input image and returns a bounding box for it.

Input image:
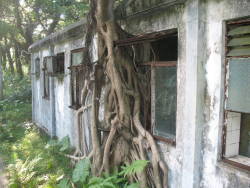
[227,25,250,57]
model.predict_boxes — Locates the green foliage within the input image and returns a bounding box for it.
[0,73,72,188]
[72,158,91,183]
[8,157,42,187]
[58,178,71,188]
[59,136,71,152]
[0,73,31,126]
[1,128,73,188]
[120,160,149,177]
[58,158,148,188]
[0,72,148,188]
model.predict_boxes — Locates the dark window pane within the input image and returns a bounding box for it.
[239,113,250,157]
[56,53,65,74]
[226,58,250,113]
[154,66,177,139]
[151,36,178,61]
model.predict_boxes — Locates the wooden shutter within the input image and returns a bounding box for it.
[227,24,250,57]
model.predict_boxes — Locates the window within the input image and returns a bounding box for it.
[115,29,178,144]
[223,18,250,169]
[43,57,50,99]
[69,48,85,110]
[34,57,40,78]
[55,53,65,74]
[151,36,178,142]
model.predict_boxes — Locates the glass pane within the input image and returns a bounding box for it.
[239,113,250,157]
[72,51,83,66]
[154,66,177,139]
[226,58,250,113]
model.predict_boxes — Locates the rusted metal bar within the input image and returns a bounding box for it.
[153,135,176,146]
[114,29,177,47]
[140,61,177,67]
[227,18,250,25]
[71,47,85,53]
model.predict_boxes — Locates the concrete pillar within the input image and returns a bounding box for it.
[181,0,206,187]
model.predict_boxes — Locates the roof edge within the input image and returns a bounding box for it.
[29,19,86,52]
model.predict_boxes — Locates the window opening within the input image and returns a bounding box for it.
[55,53,65,74]
[34,57,40,78]
[69,48,85,110]
[43,57,50,99]
[116,30,178,144]
[223,17,250,170]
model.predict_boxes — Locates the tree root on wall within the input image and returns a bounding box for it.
[69,0,169,187]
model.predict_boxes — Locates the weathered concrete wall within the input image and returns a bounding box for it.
[31,0,250,187]
[53,38,84,144]
[32,49,53,134]
[200,0,250,188]
[122,0,250,187]
[31,37,85,146]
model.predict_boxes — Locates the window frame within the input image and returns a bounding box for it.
[42,57,50,100]
[69,48,85,110]
[139,61,177,145]
[221,18,250,171]
[117,29,178,145]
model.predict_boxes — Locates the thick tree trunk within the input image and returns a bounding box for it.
[0,53,3,100]
[95,0,167,187]
[6,49,14,74]
[73,1,168,187]
[2,52,7,71]
[14,44,23,78]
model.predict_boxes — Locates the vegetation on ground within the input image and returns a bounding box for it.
[0,73,72,187]
[0,73,147,188]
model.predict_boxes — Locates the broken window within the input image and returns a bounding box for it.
[69,48,85,110]
[42,57,50,99]
[223,18,250,169]
[115,29,178,143]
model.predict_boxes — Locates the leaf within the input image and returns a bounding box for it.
[88,177,103,185]
[120,160,149,177]
[58,136,70,152]
[101,182,117,188]
[72,158,91,183]
[125,183,140,188]
[58,178,71,188]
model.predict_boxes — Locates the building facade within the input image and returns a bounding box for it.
[29,0,250,187]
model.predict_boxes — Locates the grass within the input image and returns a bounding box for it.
[0,72,73,188]
[0,72,147,188]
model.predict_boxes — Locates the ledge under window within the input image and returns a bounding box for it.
[222,156,250,171]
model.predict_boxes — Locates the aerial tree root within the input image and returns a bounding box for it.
[70,0,169,187]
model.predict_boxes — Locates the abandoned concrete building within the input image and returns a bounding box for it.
[29,0,250,187]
